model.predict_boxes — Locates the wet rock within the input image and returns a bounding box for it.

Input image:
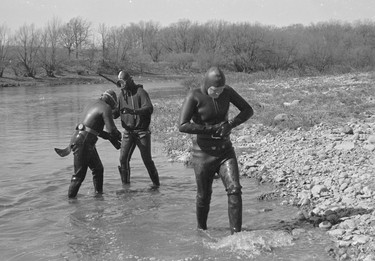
[319,221,332,230]
[328,228,345,237]
[283,99,301,107]
[311,184,329,198]
[341,125,354,134]
[291,228,306,236]
[352,235,370,245]
[273,113,289,124]
[363,144,375,151]
[338,219,357,230]
[367,134,375,144]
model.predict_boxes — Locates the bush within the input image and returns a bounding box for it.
[164,53,194,72]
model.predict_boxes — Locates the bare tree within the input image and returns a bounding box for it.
[40,17,63,76]
[60,23,75,59]
[160,19,200,54]
[0,24,12,77]
[196,20,228,70]
[98,23,109,62]
[105,26,133,71]
[200,20,228,53]
[61,17,91,60]
[260,28,298,71]
[134,21,163,62]
[14,24,42,77]
[224,23,265,72]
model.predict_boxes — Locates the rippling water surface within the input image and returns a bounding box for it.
[0,82,334,260]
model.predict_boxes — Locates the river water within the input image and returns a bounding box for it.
[0,81,335,260]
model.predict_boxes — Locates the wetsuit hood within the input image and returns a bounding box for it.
[101,89,118,109]
[118,70,137,92]
[201,67,226,95]
[118,71,131,81]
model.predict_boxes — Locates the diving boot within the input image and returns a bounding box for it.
[93,174,103,195]
[228,194,242,234]
[118,166,130,185]
[68,177,82,198]
[196,205,210,230]
[148,169,160,187]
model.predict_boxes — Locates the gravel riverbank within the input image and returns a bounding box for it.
[170,117,375,261]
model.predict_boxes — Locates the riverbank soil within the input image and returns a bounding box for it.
[0,72,190,88]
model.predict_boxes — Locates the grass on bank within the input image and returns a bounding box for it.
[149,71,375,158]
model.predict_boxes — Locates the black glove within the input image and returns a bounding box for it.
[98,131,110,140]
[113,129,122,141]
[121,107,136,114]
[109,138,121,150]
[99,130,122,150]
[108,130,121,150]
[212,121,232,138]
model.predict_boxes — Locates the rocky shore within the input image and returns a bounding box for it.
[170,116,375,261]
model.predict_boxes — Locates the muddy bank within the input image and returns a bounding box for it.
[0,73,190,88]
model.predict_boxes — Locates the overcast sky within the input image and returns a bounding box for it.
[1,0,375,31]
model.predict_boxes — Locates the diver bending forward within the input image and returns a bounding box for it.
[68,90,121,198]
[179,67,253,234]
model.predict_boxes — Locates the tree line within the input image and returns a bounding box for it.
[0,17,374,78]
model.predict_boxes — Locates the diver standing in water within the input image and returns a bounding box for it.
[113,71,160,188]
[65,90,122,198]
[179,67,253,234]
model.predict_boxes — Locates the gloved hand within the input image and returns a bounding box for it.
[113,129,122,141]
[110,139,121,150]
[99,130,122,149]
[98,131,110,140]
[121,107,136,114]
[110,130,122,150]
[213,121,232,138]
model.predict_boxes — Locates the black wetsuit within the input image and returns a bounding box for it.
[114,83,160,186]
[179,68,253,234]
[68,98,121,198]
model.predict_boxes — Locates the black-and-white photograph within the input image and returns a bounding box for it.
[1,0,375,260]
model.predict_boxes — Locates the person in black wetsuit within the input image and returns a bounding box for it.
[68,90,122,198]
[179,66,253,234]
[113,71,160,187]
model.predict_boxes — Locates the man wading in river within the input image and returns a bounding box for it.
[179,67,253,234]
[113,71,160,188]
[60,90,122,198]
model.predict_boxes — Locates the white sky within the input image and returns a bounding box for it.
[1,0,375,31]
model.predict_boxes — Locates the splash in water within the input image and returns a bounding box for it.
[205,230,294,259]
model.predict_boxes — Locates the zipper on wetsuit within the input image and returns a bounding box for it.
[130,93,136,120]
[212,98,219,115]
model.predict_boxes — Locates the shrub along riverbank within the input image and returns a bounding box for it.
[151,71,375,261]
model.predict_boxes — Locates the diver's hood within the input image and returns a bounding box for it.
[201,67,226,94]
[101,89,118,109]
